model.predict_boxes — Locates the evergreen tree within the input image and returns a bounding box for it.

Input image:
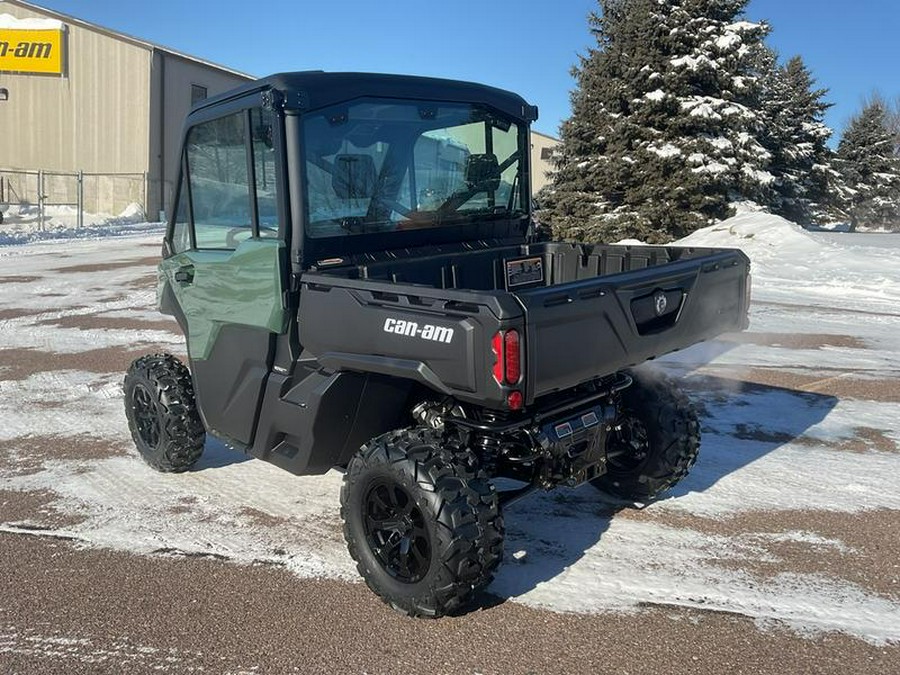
[759,54,839,226]
[541,0,773,243]
[835,101,900,231]
[881,95,900,157]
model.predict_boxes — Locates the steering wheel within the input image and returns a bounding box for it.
[224,226,252,249]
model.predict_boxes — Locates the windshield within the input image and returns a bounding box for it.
[302,99,526,238]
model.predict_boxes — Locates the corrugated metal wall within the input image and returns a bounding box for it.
[0,3,151,176]
[1,2,252,219]
[149,54,252,219]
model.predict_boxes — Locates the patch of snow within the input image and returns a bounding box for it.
[644,89,666,102]
[715,33,742,50]
[693,162,730,176]
[742,166,776,185]
[671,55,718,71]
[686,103,720,120]
[681,97,751,120]
[730,200,768,214]
[0,372,130,442]
[647,143,682,158]
[493,507,900,645]
[726,21,764,33]
[0,12,63,29]
[706,136,733,150]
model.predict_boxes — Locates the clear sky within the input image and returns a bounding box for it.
[15,0,899,141]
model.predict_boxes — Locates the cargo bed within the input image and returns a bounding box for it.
[299,240,750,407]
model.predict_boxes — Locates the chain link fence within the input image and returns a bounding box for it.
[0,168,148,231]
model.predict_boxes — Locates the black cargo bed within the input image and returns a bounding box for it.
[302,241,750,407]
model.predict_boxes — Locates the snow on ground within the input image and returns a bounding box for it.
[0,204,163,246]
[678,213,900,313]
[1,216,899,644]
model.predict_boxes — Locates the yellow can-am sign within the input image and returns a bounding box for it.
[0,28,64,75]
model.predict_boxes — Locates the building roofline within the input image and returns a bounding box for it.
[3,0,255,80]
[531,129,560,142]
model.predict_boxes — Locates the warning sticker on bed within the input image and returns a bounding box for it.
[505,257,544,289]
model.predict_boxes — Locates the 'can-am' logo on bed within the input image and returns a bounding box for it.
[383,318,454,344]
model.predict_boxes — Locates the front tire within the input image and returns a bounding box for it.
[123,353,205,472]
[591,369,700,501]
[341,428,503,618]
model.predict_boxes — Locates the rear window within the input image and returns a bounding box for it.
[302,98,526,239]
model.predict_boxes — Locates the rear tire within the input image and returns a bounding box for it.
[124,353,205,472]
[591,369,700,501]
[341,427,503,618]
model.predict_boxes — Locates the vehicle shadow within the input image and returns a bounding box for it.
[191,436,252,471]
[476,374,839,610]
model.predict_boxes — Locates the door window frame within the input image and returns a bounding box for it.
[166,93,288,254]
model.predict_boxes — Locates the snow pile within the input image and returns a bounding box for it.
[0,203,163,246]
[679,212,822,257]
[677,212,900,311]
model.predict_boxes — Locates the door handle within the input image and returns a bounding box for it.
[174,265,195,284]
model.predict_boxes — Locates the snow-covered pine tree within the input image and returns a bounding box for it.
[881,95,900,157]
[835,100,900,232]
[759,54,838,226]
[541,0,773,243]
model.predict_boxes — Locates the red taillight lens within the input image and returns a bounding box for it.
[507,391,524,410]
[491,331,504,384]
[492,329,524,410]
[491,329,523,388]
[504,329,520,384]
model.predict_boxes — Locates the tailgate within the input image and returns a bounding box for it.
[297,274,523,408]
[516,249,750,402]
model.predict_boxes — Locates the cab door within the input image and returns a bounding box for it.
[160,103,287,447]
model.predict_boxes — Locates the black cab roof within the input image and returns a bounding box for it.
[190,71,538,123]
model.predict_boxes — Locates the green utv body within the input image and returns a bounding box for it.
[124,72,750,617]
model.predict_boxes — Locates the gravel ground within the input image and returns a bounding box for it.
[2,533,898,675]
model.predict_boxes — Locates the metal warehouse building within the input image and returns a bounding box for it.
[1,0,559,223]
[0,0,252,221]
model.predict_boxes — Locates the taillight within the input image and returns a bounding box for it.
[491,332,504,384]
[504,329,520,384]
[507,391,524,411]
[491,329,523,387]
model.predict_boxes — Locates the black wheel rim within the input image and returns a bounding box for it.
[606,413,650,474]
[363,480,431,583]
[131,383,161,449]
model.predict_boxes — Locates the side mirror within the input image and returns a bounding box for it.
[465,153,501,192]
[332,154,376,199]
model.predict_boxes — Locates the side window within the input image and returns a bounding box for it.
[191,84,207,105]
[186,112,252,249]
[171,169,191,253]
[251,107,279,238]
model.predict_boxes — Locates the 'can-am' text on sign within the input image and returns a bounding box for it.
[0,28,64,75]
